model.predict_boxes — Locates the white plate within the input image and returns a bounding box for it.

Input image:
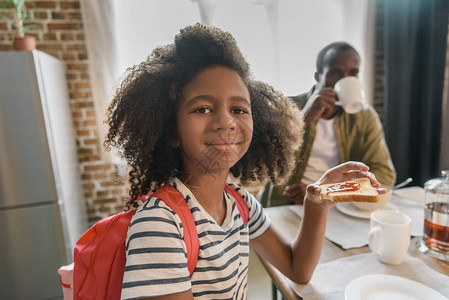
[345,274,448,300]
[336,202,397,219]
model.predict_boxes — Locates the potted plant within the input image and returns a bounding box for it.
[0,0,37,51]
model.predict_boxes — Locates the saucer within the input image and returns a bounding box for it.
[336,202,397,219]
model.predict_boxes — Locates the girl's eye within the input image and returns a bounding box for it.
[193,107,212,114]
[231,108,248,115]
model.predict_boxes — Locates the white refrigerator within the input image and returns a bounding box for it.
[0,50,88,299]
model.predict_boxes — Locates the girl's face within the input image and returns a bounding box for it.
[176,65,253,177]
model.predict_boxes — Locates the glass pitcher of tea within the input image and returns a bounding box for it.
[417,170,449,261]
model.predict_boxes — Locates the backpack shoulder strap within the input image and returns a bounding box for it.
[224,184,249,223]
[149,184,247,277]
[151,185,199,277]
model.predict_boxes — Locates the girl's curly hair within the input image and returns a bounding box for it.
[104,24,304,207]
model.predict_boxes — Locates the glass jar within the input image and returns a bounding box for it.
[417,170,449,261]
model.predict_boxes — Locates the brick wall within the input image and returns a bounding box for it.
[0,0,128,223]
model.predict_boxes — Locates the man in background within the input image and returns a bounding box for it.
[260,42,396,206]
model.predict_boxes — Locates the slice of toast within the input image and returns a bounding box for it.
[320,178,379,203]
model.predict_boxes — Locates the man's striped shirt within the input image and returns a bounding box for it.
[121,178,270,299]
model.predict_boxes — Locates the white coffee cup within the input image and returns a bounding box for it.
[334,76,365,114]
[368,210,411,265]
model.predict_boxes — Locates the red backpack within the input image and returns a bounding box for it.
[59,184,249,300]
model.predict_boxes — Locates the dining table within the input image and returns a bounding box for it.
[257,186,449,300]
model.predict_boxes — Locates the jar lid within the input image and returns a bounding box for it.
[425,170,449,194]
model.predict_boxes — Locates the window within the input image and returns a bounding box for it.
[112,0,371,96]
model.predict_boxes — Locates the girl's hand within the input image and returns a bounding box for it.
[305,161,386,208]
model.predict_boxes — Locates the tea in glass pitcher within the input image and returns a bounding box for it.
[417,170,449,261]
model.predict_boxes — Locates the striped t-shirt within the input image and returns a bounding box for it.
[121,178,270,299]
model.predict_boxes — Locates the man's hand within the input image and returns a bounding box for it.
[283,183,307,204]
[303,88,338,126]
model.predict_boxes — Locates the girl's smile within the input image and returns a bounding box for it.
[176,65,253,176]
[205,139,243,152]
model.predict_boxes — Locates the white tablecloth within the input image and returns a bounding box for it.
[293,252,449,299]
[289,187,426,249]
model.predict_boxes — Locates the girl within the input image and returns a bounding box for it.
[105,24,383,299]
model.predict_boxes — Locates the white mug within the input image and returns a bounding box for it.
[334,76,365,114]
[369,210,411,265]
